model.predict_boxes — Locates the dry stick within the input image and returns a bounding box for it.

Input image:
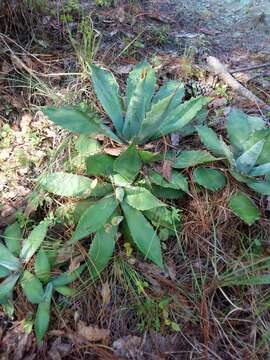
[206,56,270,112]
[230,62,270,74]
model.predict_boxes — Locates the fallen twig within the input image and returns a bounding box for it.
[230,62,270,74]
[206,56,270,111]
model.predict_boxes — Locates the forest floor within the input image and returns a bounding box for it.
[0,0,270,359]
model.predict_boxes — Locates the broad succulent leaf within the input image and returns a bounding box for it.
[0,266,10,278]
[249,162,270,177]
[229,192,260,225]
[51,264,86,287]
[156,96,211,137]
[152,80,185,108]
[75,135,101,157]
[227,109,252,150]
[87,224,118,280]
[113,145,141,182]
[35,249,51,283]
[0,273,20,302]
[3,222,21,257]
[138,93,177,143]
[172,150,218,168]
[143,206,181,229]
[71,195,117,242]
[235,140,265,174]
[20,221,49,263]
[126,61,156,111]
[192,167,226,191]
[21,271,45,304]
[121,201,163,268]
[43,106,102,135]
[149,170,189,193]
[123,63,156,140]
[0,243,21,271]
[197,125,224,156]
[86,153,115,176]
[35,282,53,344]
[90,64,124,135]
[40,172,95,197]
[247,180,270,195]
[125,187,166,210]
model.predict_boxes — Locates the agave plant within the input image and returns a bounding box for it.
[43,61,210,145]
[0,220,87,343]
[39,61,211,269]
[193,108,270,224]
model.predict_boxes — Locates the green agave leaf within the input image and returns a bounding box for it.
[35,282,53,345]
[121,202,163,269]
[86,153,115,176]
[43,106,102,134]
[151,185,184,199]
[87,182,113,198]
[229,192,260,225]
[54,286,75,297]
[21,271,44,304]
[3,222,21,257]
[156,96,211,137]
[152,80,185,107]
[219,137,235,166]
[138,150,162,163]
[40,172,94,197]
[249,162,270,177]
[20,221,49,263]
[113,145,141,182]
[125,187,166,210]
[0,265,10,278]
[172,150,218,169]
[179,108,208,137]
[0,243,21,271]
[90,64,123,135]
[0,273,20,302]
[149,170,189,193]
[35,249,51,283]
[123,65,156,140]
[51,264,86,287]
[257,134,270,165]
[75,135,101,157]
[192,167,227,191]
[197,125,224,156]
[121,201,163,268]
[71,195,117,242]
[138,93,177,144]
[235,140,265,174]
[247,115,265,132]
[143,206,181,229]
[87,224,117,280]
[126,61,156,111]
[246,180,270,195]
[227,108,251,150]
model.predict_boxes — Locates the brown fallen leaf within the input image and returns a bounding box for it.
[104,147,123,156]
[101,281,111,309]
[77,320,110,342]
[161,160,172,181]
[48,337,72,360]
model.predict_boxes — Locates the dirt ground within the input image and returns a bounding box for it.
[0,0,270,359]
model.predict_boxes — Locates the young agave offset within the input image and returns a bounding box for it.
[0,220,86,343]
[195,108,270,224]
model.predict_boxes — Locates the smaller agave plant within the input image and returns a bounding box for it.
[195,108,270,224]
[0,220,86,343]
